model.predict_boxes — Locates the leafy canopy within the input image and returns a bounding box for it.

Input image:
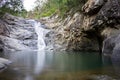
[0,0,27,17]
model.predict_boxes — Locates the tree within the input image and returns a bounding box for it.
[32,0,87,18]
[0,0,24,16]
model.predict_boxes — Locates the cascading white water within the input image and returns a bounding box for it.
[27,19,46,50]
[27,20,47,74]
[34,21,46,50]
[34,21,46,74]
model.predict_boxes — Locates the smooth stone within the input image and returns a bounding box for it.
[0,58,12,65]
[0,63,5,69]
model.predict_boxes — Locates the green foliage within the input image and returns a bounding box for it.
[33,0,87,18]
[0,0,27,17]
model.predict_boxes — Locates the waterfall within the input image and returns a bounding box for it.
[26,20,47,74]
[34,21,46,50]
[34,21,46,74]
[27,19,46,50]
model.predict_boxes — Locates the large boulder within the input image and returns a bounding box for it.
[102,34,119,55]
[0,58,11,69]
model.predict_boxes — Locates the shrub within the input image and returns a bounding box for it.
[33,0,87,18]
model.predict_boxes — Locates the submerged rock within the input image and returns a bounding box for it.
[91,75,117,80]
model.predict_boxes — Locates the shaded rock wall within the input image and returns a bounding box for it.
[41,0,120,52]
[83,0,120,60]
[84,0,120,55]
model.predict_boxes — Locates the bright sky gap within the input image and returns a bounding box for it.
[23,0,37,11]
[23,0,46,11]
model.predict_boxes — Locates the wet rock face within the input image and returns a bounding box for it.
[102,34,117,55]
[102,33,120,56]
[93,0,120,56]
[0,13,38,51]
[81,0,120,68]
[82,0,120,52]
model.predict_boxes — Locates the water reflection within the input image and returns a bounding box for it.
[45,52,103,72]
[111,51,120,77]
[34,50,45,74]
[0,51,120,80]
[0,50,45,80]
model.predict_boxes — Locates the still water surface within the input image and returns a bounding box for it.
[0,50,120,80]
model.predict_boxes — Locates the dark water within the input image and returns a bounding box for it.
[0,50,120,80]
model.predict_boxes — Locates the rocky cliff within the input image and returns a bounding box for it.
[0,13,38,51]
[82,0,120,56]
[41,0,120,53]
[0,0,120,54]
